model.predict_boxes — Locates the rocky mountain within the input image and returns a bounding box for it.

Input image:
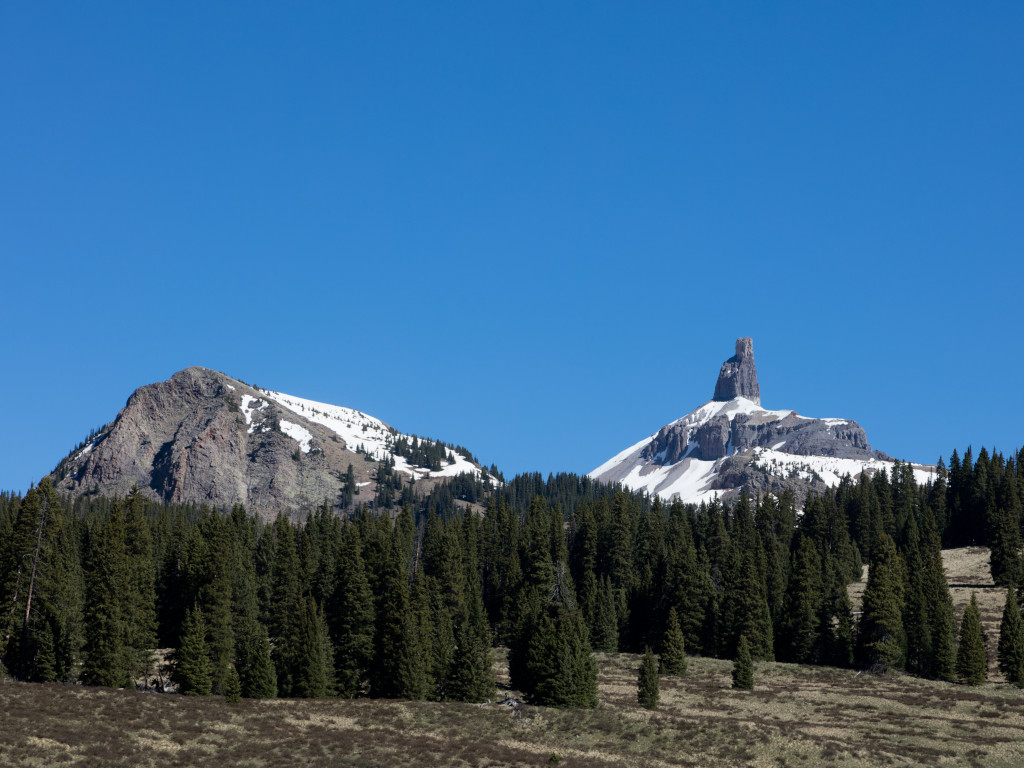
[49,367,493,520]
[589,338,935,505]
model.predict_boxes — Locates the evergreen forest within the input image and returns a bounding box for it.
[2,444,1023,706]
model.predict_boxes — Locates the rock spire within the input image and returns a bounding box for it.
[712,337,760,404]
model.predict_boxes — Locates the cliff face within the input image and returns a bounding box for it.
[50,367,486,520]
[712,337,760,404]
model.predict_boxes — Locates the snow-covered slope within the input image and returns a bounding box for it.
[589,396,935,505]
[588,339,936,505]
[262,389,484,481]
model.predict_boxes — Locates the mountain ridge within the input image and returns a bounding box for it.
[588,339,935,504]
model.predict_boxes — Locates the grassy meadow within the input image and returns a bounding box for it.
[3,547,1023,768]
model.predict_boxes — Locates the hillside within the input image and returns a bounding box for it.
[48,367,494,519]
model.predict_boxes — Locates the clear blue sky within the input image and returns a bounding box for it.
[2,3,1022,493]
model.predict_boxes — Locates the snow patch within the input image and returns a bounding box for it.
[240,395,270,434]
[280,421,313,453]
[263,389,485,481]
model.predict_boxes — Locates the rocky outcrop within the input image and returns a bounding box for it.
[713,337,760,404]
[590,337,931,505]
[49,367,481,520]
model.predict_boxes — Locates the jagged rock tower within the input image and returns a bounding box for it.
[712,337,760,404]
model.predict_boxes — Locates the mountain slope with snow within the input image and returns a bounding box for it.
[588,339,936,505]
[50,367,492,519]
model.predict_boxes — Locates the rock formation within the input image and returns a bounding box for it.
[48,367,487,520]
[713,337,760,404]
[592,338,928,505]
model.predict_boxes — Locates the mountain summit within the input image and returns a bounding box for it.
[48,367,492,519]
[589,339,934,504]
[713,337,760,404]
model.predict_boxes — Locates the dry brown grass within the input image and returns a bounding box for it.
[4,645,1024,768]
[2,548,1016,767]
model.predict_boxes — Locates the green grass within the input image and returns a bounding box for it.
[4,649,1024,767]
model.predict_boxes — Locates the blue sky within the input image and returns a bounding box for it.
[2,3,1022,493]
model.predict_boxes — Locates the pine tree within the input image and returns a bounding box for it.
[590,575,619,653]
[81,505,130,688]
[956,593,988,685]
[291,596,333,698]
[123,487,158,684]
[732,635,754,690]
[371,536,427,699]
[449,621,494,703]
[637,647,659,709]
[224,665,242,704]
[174,604,212,696]
[998,588,1024,687]
[857,532,905,671]
[521,601,598,708]
[329,524,376,697]
[235,618,277,698]
[659,607,687,676]
[781,536,823,664]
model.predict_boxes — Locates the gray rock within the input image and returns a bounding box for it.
[49,367,478,521]
[713,337,760,404]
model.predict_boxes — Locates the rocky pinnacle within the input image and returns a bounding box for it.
[712,337,760,404]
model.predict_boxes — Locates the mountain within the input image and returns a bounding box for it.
[588,338,936,504]
[48,367,493,519]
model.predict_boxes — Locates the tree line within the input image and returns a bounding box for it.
[1,443,1023,706]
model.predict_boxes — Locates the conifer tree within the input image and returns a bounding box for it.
[732,635,754,690]
[921,508,957,681]
[449,621,494,703]
[857,532,905,671]
[291,595,334,698]
[659,607,687,676]
[224,665,242,704]
[817,552,855,668]
[590,575,619,653]
[782,536,823,663]
[81,504,130,688]
[329,524,375,697]
[521,601,598,708]
[956,593,988,685]
[371,536,427,699]
[998,588,1024,687]
[637,647,659,709]
[235,618,277,698]
[124,487,158,684]
[174,604,212,696]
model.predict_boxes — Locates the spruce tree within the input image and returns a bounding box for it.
[732,635,754,690]
[956,593,988,685]
[291,596,333,698]
[174,604,212,696]
[521,601,598,708]
[659,607,687,676]
[998,588,1024,687]
[371,536,427,699]
[448,621,494,703]
[590,575,619,653]
[782,536,824,663]
[637,646,659,709]
[857,532,905,671]
[235,618,277,698]
[81,505,130,688]
[329,524,376,697]
[124,487,158,684]
[224,665,242,704]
